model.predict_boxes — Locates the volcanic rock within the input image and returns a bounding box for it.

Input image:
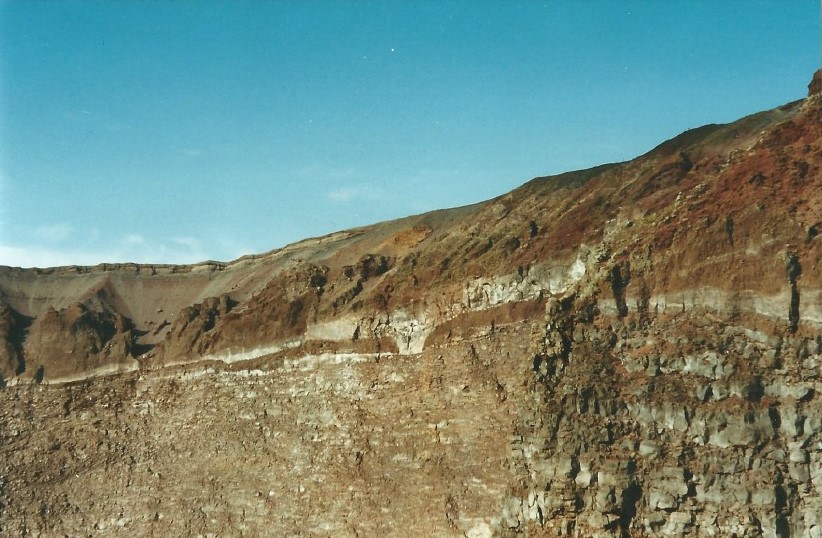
[1,73,822,536]
[810,68,822,96]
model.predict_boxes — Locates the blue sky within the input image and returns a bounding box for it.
[1,1,819,267]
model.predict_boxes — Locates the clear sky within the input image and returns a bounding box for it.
[1,1,819,267]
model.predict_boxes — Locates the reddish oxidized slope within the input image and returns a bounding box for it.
[0,71,821,538]
[1,82,820,384]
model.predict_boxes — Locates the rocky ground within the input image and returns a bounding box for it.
[0,72,821,536]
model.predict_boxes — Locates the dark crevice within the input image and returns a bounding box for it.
[286,299,304,327]
[610,262,631,318]
[775,480,790,538]
[619,482,642,538]
[33,365,45,384]
[746,377,765,402]
[725,216,735,246]
[806,224,818,244]
[789,285,800,333]
[769,406,782,432]
[786,253,801,333]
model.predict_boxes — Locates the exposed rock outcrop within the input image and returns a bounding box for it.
[1,72,822,536]
[0,303,27,383]
[21,299,136,382]
[810,68,822,96]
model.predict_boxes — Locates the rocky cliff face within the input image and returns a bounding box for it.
[809,69,822,97]
[1,75,821,537]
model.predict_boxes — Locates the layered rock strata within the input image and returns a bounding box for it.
[0,75,821,536]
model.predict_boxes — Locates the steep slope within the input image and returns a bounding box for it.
[0,71,820,537]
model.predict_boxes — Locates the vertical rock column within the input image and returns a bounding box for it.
[786,253,801,333]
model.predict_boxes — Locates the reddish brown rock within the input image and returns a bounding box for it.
[0,303,26,382]
[809,68,822,96]
[1,72,822,536]
[21,300,135,381]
